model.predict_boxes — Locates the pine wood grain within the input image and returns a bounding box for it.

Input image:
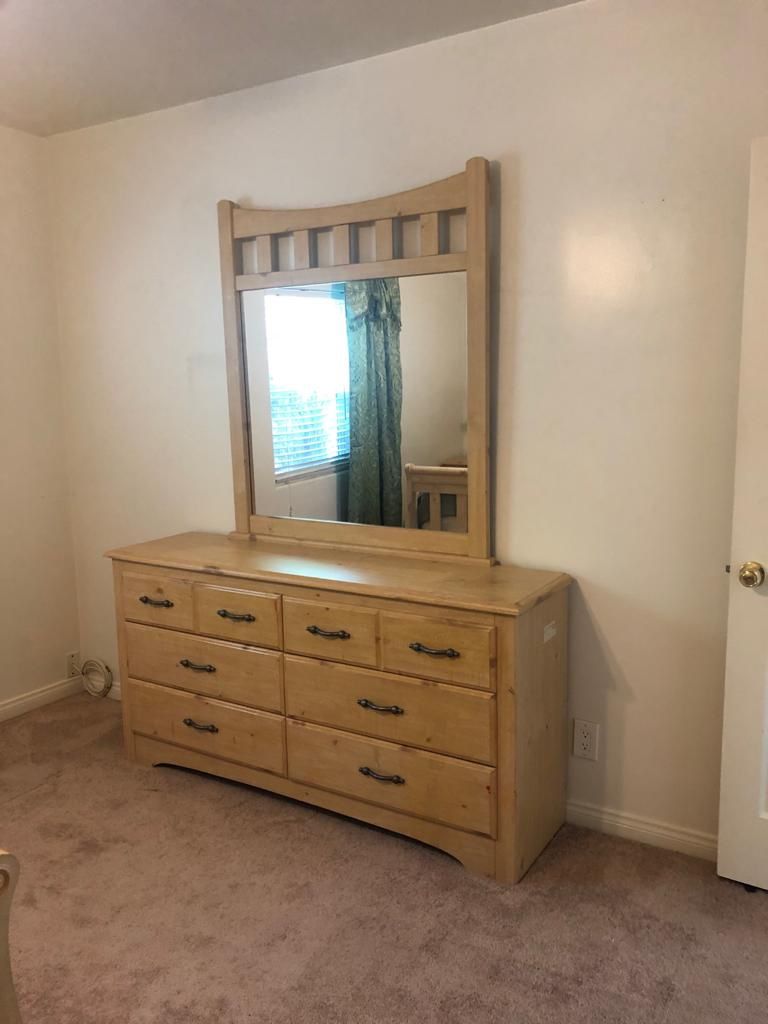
[284,655,495,763]
[128,678,286,775]
[286,720,496,835]
[134,736,497,877]
[126,623,284,712]
[381,612,495,689]
[194,584,281,649]
[283,597,379,667]
[107,533,571,617]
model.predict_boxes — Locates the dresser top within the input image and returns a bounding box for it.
[107,532,570,617]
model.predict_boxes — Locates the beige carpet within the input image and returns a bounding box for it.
[1,695,765,1024]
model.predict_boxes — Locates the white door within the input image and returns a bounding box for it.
[718,137,768,889]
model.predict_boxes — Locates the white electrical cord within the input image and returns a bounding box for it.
[81,658,113,698]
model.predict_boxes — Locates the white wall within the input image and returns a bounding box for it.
[47,0,768,842]
[400,272,468,468]
[0,125,79,710]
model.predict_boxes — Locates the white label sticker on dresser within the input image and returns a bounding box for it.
[543,621,558,644]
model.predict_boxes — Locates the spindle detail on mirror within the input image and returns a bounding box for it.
[218,158,490,560]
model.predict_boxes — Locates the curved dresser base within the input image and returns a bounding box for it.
[134,736,497,879]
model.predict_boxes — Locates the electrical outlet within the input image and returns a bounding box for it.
[65,651,81,678]
[573,719,599,761]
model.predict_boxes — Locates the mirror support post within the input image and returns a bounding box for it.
[218,199,253,536]
[465,157,491,561]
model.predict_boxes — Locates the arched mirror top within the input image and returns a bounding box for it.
[218,157,491,561]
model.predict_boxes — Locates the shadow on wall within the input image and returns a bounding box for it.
[567,580,631,814]
[566,576,725,830]
[486,152,630,819]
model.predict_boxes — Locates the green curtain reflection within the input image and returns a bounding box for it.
[344,279,403,526]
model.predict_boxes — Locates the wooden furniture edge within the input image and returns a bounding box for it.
[218,157,493,561]
[231,170,468,238]
[217,199,253,533]
[247,512,474,558]
[512,573,573,614]
[231,529,495,565]
[465,156,491,559]
[105,547,571,618]
[495,588,569,883]
[0,849,22,1024]
[111,561,138,757]
[133,736,496,878]
[236,252,466,291]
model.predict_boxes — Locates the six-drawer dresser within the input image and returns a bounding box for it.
[108,532,570,883]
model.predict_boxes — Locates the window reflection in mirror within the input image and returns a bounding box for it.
[242,271,468,531]
[263,285,350,480]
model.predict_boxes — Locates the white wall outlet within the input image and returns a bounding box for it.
[65,651,81,678]
[573,719,599,761]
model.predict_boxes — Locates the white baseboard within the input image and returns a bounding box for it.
[0,675,84,724]
[567,799,717,862]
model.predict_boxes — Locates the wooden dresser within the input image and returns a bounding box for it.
[108,532,570,883]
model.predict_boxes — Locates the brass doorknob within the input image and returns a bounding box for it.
[738,561,765,589]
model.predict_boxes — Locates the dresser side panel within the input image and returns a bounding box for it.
[513,588,569,880]
[112,561,136,758]
[492,613,518,882]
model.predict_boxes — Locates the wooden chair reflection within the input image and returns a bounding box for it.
[1,849,22,1024]
[404,463,468,533]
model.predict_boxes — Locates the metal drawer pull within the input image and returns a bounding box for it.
[408,642,460,659]
[139,595,174,608]
[357,698,404,716]
[359,766,405,785]
[183,717,219,733]
[179,659,216,673]
[307,625,351,640]
[217,609,256,622]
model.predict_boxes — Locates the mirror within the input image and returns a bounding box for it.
[242,272,468,532]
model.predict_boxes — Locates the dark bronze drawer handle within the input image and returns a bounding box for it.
[179,659,216,673]
[183,717,219,733]
[217,609,256,622]
[357,698,404,716]
[359,766,405,785]
[307,625,351,640]
[408,642,460,659]
[139,595,174,608]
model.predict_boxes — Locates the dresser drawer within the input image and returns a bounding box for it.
[285,656,495,764]
[122,573,194,631]
[286,720,495,835]
[125,623,283,712]
[380,613,494,689]
[127,679,285,774]
[283,598,378,667]
[194,585,281,649]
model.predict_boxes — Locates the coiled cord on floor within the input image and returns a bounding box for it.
[81,658,113,698]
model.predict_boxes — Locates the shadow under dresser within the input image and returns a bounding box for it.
[108,531,571,883]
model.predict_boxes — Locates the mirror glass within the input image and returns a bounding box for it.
[242,272,468,532]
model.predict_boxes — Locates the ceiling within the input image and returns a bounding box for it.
[0,0,583,136]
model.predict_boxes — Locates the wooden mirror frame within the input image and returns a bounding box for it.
[217,157,491,561]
